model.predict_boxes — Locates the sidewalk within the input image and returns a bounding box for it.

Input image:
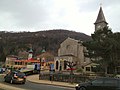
[27,74,76,88]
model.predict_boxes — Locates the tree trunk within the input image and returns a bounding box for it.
[114,67,117,75]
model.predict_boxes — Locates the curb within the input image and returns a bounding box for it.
[27,75,75,88]
[27,79,75,88]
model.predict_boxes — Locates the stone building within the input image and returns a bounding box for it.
[54,37,91,72]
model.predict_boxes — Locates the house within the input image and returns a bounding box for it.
[5,49,40,70]
[5,55,40,69]
[83,62,99,74]
[36,51,54,71]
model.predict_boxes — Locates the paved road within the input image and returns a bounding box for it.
[0,74,74,90]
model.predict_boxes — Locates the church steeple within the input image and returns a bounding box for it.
[28,48,33,60]
[94,6,108,31]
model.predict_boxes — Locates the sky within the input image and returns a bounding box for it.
[0,0,120,35]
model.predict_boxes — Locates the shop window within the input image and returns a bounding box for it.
[15,62,17,65]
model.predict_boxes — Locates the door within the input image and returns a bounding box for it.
[87,79,104,90]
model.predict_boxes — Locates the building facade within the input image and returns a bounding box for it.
[54,37,91,72]
[5,55,40,69]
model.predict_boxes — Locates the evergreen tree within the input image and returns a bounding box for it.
[83,27,120,75]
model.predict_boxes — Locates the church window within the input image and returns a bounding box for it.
[66,45,70,49]
[64,61,67,70]
[56,61,59,70]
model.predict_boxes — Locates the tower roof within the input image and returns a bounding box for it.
[95,6,108,24]
[28,48,33,53]
[41,49,46,53]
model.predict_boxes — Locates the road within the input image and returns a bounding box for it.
[0,74,74,90]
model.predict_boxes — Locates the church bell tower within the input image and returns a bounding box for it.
[94,6,108,31]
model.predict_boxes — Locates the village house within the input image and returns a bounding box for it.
[5,48,40,70]
[5,54,40,70]
[36,51,54,71]
[5,48,54,71]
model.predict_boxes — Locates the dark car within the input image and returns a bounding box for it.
[4,71,26,84]
[75,77,120,90]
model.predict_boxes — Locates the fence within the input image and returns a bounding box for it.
[40,73,95,83]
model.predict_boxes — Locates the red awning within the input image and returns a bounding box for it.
[14,59,40,63]
[24,60,40,63]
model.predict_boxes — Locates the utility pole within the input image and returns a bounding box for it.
[39,58,41,80]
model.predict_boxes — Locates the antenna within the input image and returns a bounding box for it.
[100,3,102,7]
[100,0,103,7]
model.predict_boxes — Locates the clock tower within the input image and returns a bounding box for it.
[94,6,108,31]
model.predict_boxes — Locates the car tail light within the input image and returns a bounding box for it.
[14,74,18,78]
[24,76,27,78]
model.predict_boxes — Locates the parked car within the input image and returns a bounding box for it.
[75,77,120,90]
[4,71,26,84]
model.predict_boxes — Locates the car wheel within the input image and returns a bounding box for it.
[79,87,86,90]
[22,82,25,84]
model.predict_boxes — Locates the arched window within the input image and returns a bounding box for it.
[64,61,67,70]
[56,61,59,70]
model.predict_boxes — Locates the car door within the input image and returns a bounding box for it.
[87,78,104,90]
[5,72,12,82]
[103,78,118,90]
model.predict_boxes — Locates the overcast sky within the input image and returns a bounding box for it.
[0,0,120,35]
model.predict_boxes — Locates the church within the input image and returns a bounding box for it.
[54,6,108,74]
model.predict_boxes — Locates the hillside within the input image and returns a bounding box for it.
[0,29,92,62]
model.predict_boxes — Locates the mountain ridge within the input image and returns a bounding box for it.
[0,29,92,62]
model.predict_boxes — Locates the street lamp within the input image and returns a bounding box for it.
[39,48,46,80]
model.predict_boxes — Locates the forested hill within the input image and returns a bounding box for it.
[0,29,92,62]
